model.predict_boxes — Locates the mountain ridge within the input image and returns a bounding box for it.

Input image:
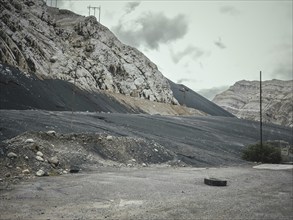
[213,79,293,127]
[0,0,177,104]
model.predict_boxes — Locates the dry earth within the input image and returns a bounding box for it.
[0,166,292,220]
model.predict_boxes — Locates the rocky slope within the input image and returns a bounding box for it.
[0,63,207,116]
[0,0,177,104]
[213,80,293,127]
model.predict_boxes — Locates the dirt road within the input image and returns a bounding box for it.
[0,165,292,220]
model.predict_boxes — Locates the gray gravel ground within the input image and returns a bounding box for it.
[0,165,292,220]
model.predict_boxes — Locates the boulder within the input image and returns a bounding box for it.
[22,169,30,174]
[7,152,17,158]
[25,138,34,143]
[36,169,45,177]
[48,156,59,166]
[36,151,43,157]
[36,155,44,162]
[106,135,113,141]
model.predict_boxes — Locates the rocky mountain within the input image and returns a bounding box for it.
[213,79,293,127]
[0,0,234,117]
[0,0,177,104]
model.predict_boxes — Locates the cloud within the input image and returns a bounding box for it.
[113,12,188,50]
[220,6,240,16]
[125,2,141,14]
[56,0,73,9]
[197,86,229,101]
[214,38,226,49]
[271,65,293,80]
[171,45,205,64]
[176,78,198,85]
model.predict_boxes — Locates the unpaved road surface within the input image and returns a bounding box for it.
[1,166,292,220]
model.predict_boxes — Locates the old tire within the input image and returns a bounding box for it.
[204,178,227,186]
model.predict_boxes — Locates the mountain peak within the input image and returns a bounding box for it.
[0,0,178,104]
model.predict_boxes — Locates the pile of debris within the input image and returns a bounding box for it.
[0,131,184,188]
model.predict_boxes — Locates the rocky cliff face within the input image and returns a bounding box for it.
[213,80,293,127]
[0,0,178,104]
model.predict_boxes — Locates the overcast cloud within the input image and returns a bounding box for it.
[113,12,188,50]
[271,65,293,80]
[197,85,230,101]
[171,45,205,64]
[220,6,240,16]
[124,2,141,14]
[214,38,226,49]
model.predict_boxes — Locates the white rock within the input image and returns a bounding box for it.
[154,148,158,152]
[36,156,44,162]
[142,163,147,167]
[47,130,56,135]
[24,156,29,160]
[25,138,34,143]
[22,169,30,174]
[36,169,45,177]
[7,152,17,158]
[48,156,59,165]
[36,151,43,157]
[106,135,113,141]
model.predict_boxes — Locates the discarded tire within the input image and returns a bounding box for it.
[204,178,227,186]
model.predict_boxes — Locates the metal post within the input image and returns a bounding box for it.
[88,5,91,16]
[99,6,101,23]
[260,71,263,148]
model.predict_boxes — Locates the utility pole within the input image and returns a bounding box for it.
[87,5,101,23]
[260,71,263,148]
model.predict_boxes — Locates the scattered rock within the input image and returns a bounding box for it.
[106,135,113,141]
[154,148,158,152]
[25,138,34,143]
[131,159,136,162]
[63,170,68,174]
[22,169,30,175]
[36,169,45,177]
[24,156,29,160]
[36,151,44,157]
[5,173,11,178]
[142,163,147,167]
[46,130,56,136]
[48,156,59,166]
[36,156,44,162]
[7,152,17,158]
[6,164,13,168]
[49,56,57,63]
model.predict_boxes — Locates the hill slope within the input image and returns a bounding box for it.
[169,80,234,117]
[213,80,293,127]
[0,0,177,104]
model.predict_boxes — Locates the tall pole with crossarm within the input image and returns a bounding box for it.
[260,71,263,148]
[87,5,101,23]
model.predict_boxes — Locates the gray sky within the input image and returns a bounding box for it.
[54,0,292,95]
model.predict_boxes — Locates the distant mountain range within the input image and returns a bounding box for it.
[213,79,293,127]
